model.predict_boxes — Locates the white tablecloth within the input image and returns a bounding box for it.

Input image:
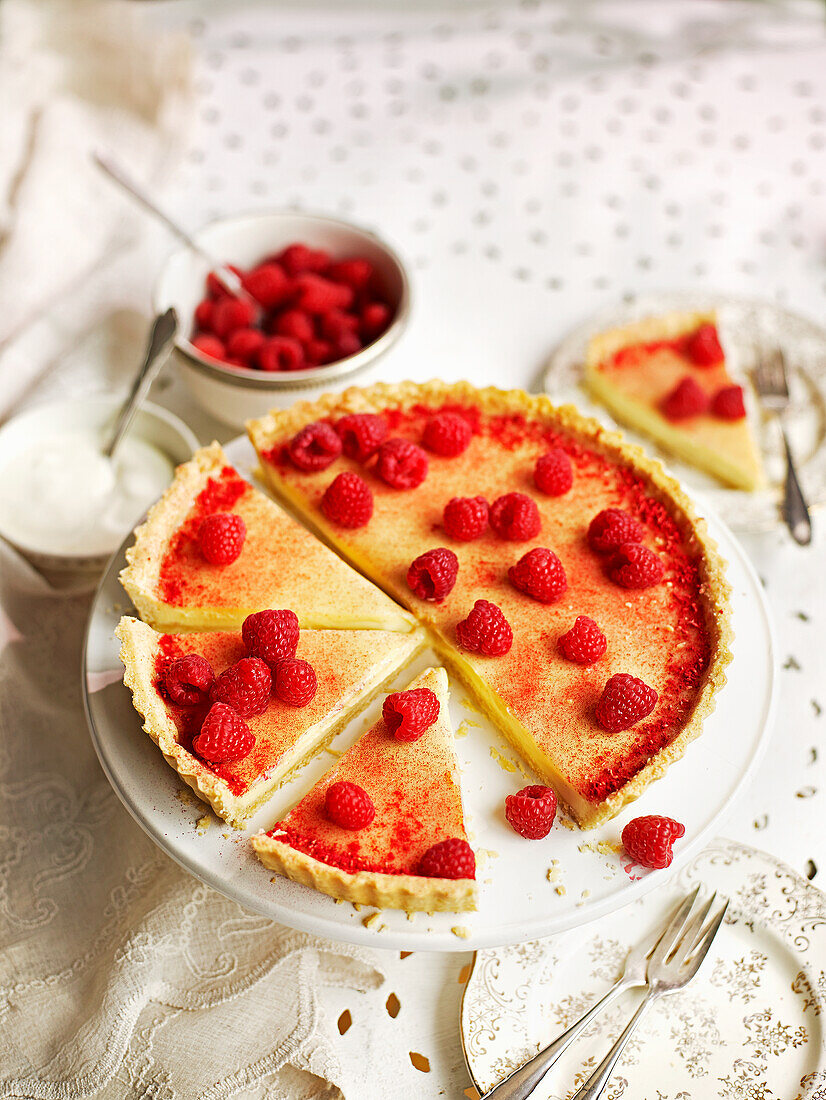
[2,2,826,1096]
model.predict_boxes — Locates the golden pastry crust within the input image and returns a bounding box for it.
[251,834,477,912]
[248,379,733,829]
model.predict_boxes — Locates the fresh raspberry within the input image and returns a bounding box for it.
[534,449,573,496]
[276,243,331,277]
[272,309,315,343]
[194,299,215,331]
[508,547,568,603]
[558,616,607,665]
[685,323,724,367]
[711,384,746,420]
[325,780,375,830]
[242,609,300,666]
[335,413,387,462]
[622,815,685,869]
[293,273,354,315]
[328,258,374,290]
[422,412,472,457]
[319,309,359,342]
[242,263,290,309]
[360,302,391,340]
[417,837,475,879]
[199,513,246,565]
[304,338,334,365]
[505,785,558,839]
[587,508,645,554]
[607,543,665,589]
[226,327,266,363]
[443,496,488,541]
[661,376,709,421]
[206,265,243,298]
[210,656,272,718]
[489,492,541,541]
[164,654,215,705]
[407,548,459,601]
[332,332,363,360]
[274,657,318,707]
[191,333,226,361]
[258,336,305,372]
[287,420,343,472]
[383,687,440,742]
[211,297,256,339]
[456,599,513,656]
[375,437,429,489]
[193,702,255,763]
[595,673,659,732]
[321,471,374,527]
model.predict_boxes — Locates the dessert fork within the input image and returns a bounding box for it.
[753,346,812,545]
[479,886,704,1100]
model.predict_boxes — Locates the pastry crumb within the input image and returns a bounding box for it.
[195,815,210,834]
[451,925,471,939]
[476,848,499,866]
[546,860,562,883]
[353,902,363,912]
[362,911,385,930]
[558,816,576,831]
[489,746,518,773]
[581,888,591,899]
[555,885,566,896]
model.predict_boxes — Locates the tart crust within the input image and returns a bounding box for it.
[116,615,424,827]
[248,380,733,828]
[120,442,414,633]
[585,310,765,492]
[252,667,476,912]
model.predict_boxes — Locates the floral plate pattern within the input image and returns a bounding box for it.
[462,838,826,1099]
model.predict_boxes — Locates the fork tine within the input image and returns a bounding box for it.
[647,886,701,969]
[681,899,730,979]
[670,891,717,966]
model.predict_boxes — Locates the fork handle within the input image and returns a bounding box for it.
[479,977,636,1100]
[780,425,812,545]
[568,990,656,1100]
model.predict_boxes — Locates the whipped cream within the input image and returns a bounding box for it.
[0,429,174,556]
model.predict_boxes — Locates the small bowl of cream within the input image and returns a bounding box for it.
[0,398,198,573]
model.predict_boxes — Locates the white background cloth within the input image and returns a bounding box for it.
[1,1,826,1097]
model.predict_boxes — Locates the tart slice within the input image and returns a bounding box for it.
[120,443,414,633]
[116,616,423,826]
[252,667,476,912]
[248,380,732,829]
[585,311,764,491]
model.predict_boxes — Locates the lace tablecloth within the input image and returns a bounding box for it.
[2,1,826,1096]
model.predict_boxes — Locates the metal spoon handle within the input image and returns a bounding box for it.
[102,308,178,459]
[93,152,247,300]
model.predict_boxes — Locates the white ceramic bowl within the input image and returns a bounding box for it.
[0,398,198,573]
[153,211,411,429]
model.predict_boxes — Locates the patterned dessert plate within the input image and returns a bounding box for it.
[462,838,826,1098]
[84,438,776,951]
[543,292,826,532]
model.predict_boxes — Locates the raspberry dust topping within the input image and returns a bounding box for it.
[287,421,343,472]
[407,547,459,601]
[443,495,489,541]
[199,513,246,565]
[505,785,558,840]
[383,688,440,742]
[508,547,568,604]
[622,815,685,869]
[489,492,541,541]
[375,437,429,489]
[321,471,374,527]
[325,781,376,830]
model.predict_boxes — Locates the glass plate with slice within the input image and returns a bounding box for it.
[543,291,826,532]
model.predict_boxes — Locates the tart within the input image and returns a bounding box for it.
[116,615,424,826]
[120,442,414,633]
[248,380,732,828]
[252,667,476,911]
[585,311,764,491]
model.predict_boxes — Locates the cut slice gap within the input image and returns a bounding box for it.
[116,616,424,826]
[252,667,477,912]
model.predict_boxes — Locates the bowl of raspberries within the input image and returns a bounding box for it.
[154,211,410,427]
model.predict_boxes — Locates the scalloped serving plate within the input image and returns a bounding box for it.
[544,292,826,532]
[462,838,826,1098]
[84,437,776,951]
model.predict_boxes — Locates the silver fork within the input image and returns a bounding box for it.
[480,887,703,1100]
[753,346,812,545]
[569,891,729,1100]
